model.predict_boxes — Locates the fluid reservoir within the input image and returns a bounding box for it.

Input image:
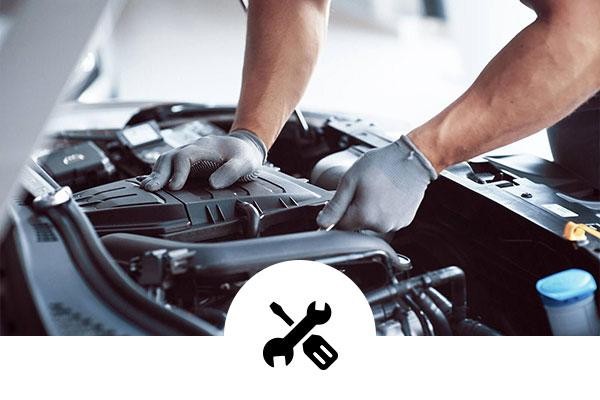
[536,269,600,336]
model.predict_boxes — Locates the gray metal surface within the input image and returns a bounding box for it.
[0,0,110,233]
[9,204,145,335]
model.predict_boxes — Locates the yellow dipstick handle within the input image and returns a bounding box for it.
[564,221,600,241]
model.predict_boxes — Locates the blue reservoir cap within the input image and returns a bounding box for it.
[536,269,597,307]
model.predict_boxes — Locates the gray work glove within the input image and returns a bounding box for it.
[316,135,438,233]
[141,130,267,191]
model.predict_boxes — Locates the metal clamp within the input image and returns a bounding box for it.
[32,186,73,210]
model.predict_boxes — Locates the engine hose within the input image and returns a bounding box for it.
[403,294,433,336]
[426,287,452,317]
[448,271,467,322]
[425,287,500,335]
[412,289,452,336]
[366,266,467,322]
[45,202,220,336]
[195,307,227,329]
[372,302,400,323]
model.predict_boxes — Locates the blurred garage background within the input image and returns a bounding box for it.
[0,0,550,158]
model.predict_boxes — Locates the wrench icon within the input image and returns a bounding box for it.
[263,301,338,369]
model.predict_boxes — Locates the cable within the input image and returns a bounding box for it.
[366,267,501,335]
[426,287,452,317]
[412,289,452,336]
[403,294,432,336]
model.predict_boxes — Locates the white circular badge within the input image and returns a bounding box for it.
[224,260,375,371]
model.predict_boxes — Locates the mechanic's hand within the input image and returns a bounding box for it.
[141,130,267,191]
[316,135,438,233]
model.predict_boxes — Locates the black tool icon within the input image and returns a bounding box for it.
[263,301,338,370]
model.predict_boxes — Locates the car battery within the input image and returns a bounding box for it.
[38,141,115,190]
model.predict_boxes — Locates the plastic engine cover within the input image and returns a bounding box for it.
[73,166,332,241]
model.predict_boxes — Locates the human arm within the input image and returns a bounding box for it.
[232,0,330,148]
[142,0,330,191]
[318,0,600,232]
[411,0,600,172]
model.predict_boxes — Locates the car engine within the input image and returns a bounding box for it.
[2,102,599,336]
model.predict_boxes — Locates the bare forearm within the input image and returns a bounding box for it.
[410,1,600,172]
[232,0,330,148]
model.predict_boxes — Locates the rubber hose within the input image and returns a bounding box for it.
[412,289,452,336]
[403,294,432,336]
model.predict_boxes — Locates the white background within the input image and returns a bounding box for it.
[1,337,598,399]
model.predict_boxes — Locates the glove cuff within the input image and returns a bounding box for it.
[229,129,268,164]
[397,135,438,181]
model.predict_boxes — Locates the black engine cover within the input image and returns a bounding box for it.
[74,167,332,241]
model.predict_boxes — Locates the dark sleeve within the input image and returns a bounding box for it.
[547,91,600,190]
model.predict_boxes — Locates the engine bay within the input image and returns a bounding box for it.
[2,102,599,336]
